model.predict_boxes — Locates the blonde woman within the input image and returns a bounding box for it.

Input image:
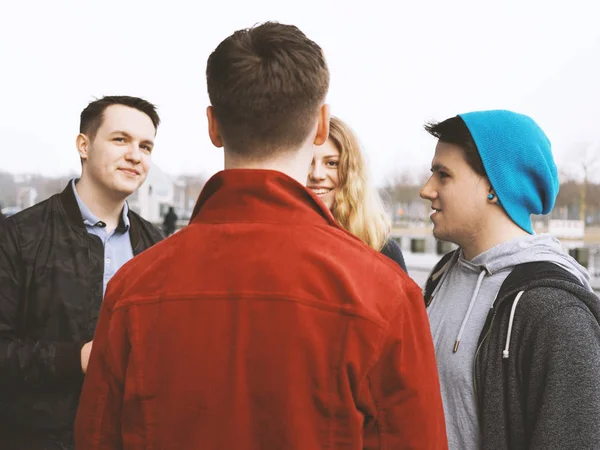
[307,116,407,272]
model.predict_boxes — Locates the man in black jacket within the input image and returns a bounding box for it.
[0,96,164,449]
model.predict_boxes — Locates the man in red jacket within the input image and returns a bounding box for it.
[75,22,447,450]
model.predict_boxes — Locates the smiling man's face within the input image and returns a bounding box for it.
[80,104,156,198]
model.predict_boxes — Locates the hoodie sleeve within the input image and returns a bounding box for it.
[360,283,448,449]
[523,300,600,448]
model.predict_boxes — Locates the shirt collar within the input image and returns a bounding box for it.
[71,179,130,231]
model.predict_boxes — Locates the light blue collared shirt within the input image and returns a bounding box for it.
[71,179,134,297]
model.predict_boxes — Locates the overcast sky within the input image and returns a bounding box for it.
[1,0,599,184]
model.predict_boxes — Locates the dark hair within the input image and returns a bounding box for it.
[424,116,487,177]
[80,96,160,141]
[206,22,330,157]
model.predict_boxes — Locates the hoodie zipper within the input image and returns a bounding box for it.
[472,308,497,413]
[472,290,517,415]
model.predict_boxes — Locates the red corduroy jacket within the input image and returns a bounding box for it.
[75,169,447,450]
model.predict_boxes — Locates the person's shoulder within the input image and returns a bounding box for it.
[4,195,58,234]
[315,226,401,270]
[380,238,407,271]
[516,287,600,358]
[315,227,418,294]
[381,238,401,255]
[0,196,62,259]
[499,261,595,311]
[307,226,423,319]
[517,285,596,318]
[501,263,600,338]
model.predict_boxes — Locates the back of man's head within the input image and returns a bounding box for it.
[206,22,330,159]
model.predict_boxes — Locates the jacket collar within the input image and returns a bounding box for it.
[190,169,341,230]
[59,181,141,249]
[70,179,130,232]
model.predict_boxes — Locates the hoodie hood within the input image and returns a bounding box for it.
[429,234,592,355]
[467,233,591,291]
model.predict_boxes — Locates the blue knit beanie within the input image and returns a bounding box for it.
[458,110,559,234]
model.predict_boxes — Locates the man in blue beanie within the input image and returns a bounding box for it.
[420,109,600,449]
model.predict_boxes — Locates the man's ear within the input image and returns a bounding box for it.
[313,103,330,146]
[206,106,223,148]
[76,133,90,162]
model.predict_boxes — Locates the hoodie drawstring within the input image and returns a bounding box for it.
[454,269,488,353]
[502,291,525,359]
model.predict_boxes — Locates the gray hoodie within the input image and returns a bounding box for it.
[426,234,591,450]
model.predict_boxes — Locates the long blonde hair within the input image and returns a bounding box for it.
[329,116,391,251]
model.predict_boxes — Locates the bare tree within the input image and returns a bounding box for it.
[566,142,600,222]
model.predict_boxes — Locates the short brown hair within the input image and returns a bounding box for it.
[80,96,160,141]
[206,22,330,157]
[424,116,487,177]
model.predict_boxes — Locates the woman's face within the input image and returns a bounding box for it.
[307,139,340,210]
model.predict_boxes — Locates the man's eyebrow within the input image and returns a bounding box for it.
[111,131,154,146]
[110,130,132,138]
[431,163,452,173]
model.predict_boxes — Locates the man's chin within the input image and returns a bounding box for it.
[431,227,447,242]
[113,182,139,198]
[432,229,458,248]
